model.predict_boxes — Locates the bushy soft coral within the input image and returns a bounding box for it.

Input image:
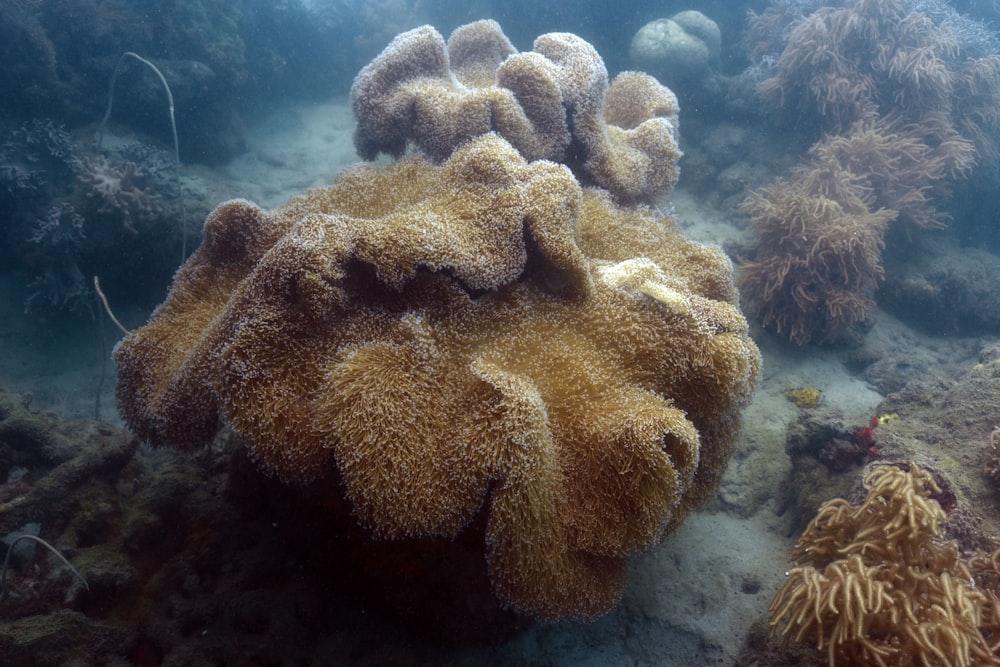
[771,463,996,666]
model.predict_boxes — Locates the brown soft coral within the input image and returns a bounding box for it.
[741,0,1000,345]
[738,123,893,345]
[752,0,1000,151]
[351,20,681,204]
[737,112,966,345]
[114,133,759,620]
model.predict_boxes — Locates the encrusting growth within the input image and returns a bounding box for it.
[115,22,760,622]
[770,463,999,666]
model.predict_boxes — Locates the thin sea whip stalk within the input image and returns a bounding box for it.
[97,51,188,262]
[0,534,90,601]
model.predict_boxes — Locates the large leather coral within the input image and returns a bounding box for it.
[351,19,681,204]
[770,464,998,666]
[114,133,760,620]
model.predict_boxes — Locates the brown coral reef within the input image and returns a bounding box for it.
[770,463,1000,666]
[739,0,1000,344]
[351,20,682,204]
[115,108,758,620]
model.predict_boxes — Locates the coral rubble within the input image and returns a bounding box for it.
[880,236,1000,335]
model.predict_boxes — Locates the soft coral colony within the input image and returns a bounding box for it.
[739,0,1000,345]
[113,20,761,620]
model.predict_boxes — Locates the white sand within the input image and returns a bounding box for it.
[219,97,363,208]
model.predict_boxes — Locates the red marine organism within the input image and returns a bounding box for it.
[854,416,880,459]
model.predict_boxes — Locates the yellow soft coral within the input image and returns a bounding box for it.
[785,387,822,408]
[115,131,759,620]
[770,464,997,666]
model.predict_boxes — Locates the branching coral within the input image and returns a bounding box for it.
[770,463,998,666]
[24,202,90,315]
[351,19,681,204]
[10,118,81,174]
[114,129,760,620]
[28,201,85,249]
[0,119,79,202]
